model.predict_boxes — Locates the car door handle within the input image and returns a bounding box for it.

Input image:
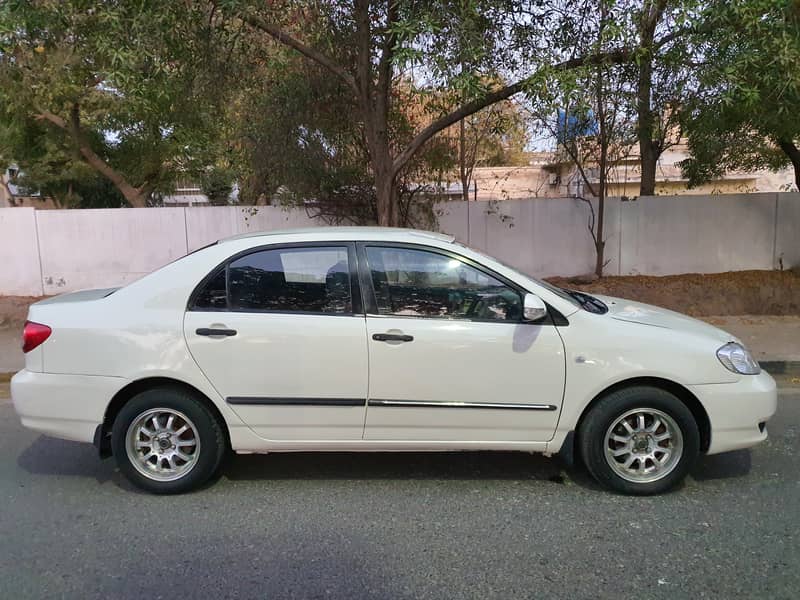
[372,333,413,343]
[196,328,237,337]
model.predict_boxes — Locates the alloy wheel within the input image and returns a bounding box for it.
[125,408,201,482]
[603,408,684,483]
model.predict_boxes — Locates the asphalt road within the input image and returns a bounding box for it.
[1,379,798,600]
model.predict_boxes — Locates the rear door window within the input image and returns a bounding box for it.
[193,246,352,314]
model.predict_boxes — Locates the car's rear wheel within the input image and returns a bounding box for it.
[111,387,226,494]
[578,386,700,495]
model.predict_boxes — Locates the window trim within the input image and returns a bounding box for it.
[357,242,548,325]
[187,241,363,316]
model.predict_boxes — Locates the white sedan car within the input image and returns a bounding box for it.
[12,227,776,495]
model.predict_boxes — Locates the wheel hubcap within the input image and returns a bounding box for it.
[125,408,200,482]
[603,408,683,483]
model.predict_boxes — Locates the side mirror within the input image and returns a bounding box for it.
[523,293,548,322]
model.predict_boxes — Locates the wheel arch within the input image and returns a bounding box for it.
[574,376,711,455]
[96,377,231,457]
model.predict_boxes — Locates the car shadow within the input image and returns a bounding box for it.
[17,436,118,484]
[690,449,752,480]
[16,435,752,492]
[222,449,601,488]
[18,435,590,490]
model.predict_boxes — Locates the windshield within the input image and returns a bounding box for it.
[454,242,606,313]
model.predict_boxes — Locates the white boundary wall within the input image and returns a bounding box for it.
[1,192,797,296]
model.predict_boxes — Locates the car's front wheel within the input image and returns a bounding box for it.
[111,387,226,494]
[578,386,700,495]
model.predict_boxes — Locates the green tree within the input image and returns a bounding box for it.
[236,52,455,225]
[630,0,706,196]
[0,1,236,207]
[525,0,648,276]
[199,168,235,206]
[231,0,643,226]
[680,0,800,191]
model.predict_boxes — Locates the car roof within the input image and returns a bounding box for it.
[220,226,456,245]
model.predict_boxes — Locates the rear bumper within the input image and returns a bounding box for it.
[689,370,777,455]
[11,369,126,443]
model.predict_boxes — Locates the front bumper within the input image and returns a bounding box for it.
[11,369,127,443]
[689,370,777,455]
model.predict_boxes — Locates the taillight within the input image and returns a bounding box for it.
[22,321,51,353]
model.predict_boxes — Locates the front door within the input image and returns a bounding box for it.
[184,243,368,440]
[360,244,566,442]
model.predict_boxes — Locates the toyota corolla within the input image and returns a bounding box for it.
[11,227,776,494]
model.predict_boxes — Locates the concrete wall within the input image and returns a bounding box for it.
[0,208,43,296]
[618,193,779,275]
[775,193,800,271]
[35,208,188,295]
[1,193,798,296]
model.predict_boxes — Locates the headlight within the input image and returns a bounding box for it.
[716,342,760,375]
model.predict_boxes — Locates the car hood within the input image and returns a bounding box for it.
[592,294,738,345]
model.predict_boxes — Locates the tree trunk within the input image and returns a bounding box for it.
[636,53,657,196]
[594,236,606,279]
[636,47,666,196]
[636,0,666,197]
[368,125,400,225]
[594,190,606,278]
[374,161,399,226]
[778,139,800,190]
[459,118,470,203]
[594,41,608,278]
[639,137,658,196]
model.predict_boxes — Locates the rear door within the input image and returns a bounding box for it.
[359,243,566,442]
[184,243,369,440]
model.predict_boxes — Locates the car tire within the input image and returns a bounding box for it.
[578,386,700,495]
[111,387,226,494]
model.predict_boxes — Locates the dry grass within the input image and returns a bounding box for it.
[546,270,800,317]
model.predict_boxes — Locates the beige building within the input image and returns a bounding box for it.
[469,142,797,201]
[0,169,216,209]
[0,168,57,209]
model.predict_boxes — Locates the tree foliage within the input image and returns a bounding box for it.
[680,0,800,190]
[0,0,239,206]
[228,0,646,225]
[236,49,458,225]
[2,0,796,230]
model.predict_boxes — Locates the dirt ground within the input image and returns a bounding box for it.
[0,296,39,330]
[546,269,800,317]
[0,296,40,373]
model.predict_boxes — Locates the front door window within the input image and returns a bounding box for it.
[365,246,522,321]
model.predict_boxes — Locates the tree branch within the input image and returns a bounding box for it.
[392,47,635,177]
[575,195,598,245]
[777,138,800,190]
[242,13,358,97]
[376,0,399,117]
[35,107,149,207]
